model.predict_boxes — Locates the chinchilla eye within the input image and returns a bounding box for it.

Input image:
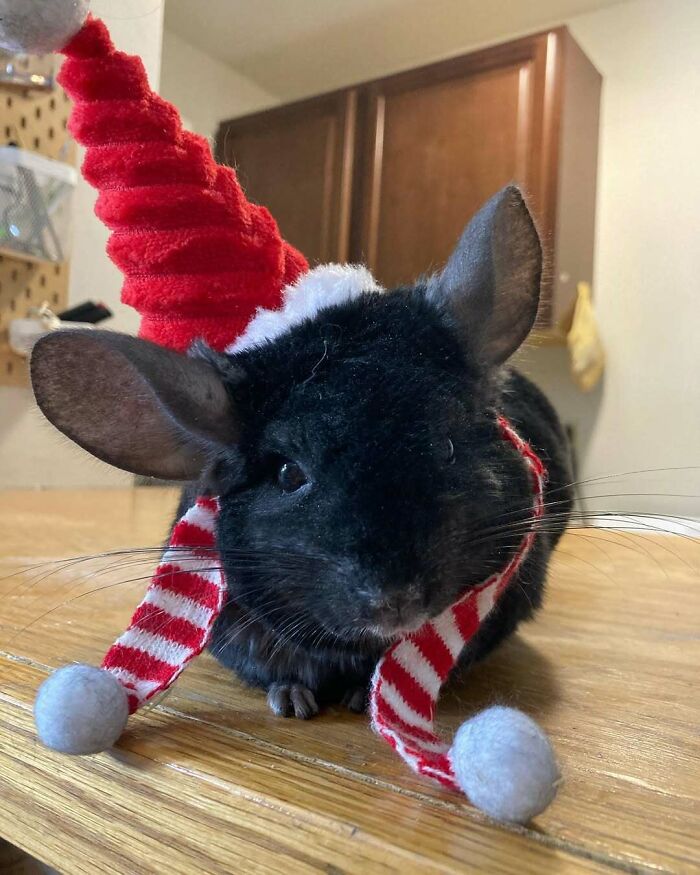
[277,459,308,494]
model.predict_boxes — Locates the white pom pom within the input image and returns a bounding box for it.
[450,706,560,823]
[0,0,90,55]
[34,664,129,755]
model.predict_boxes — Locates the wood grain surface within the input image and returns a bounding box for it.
[0,488,698,874]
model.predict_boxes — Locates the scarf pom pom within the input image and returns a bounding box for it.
[450,706,560,823]
[34,664,128,755]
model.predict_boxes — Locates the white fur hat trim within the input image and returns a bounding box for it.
[226,264,383,354]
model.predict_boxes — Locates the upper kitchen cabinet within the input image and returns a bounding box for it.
[216,91,358,265]
[217,28,601,332]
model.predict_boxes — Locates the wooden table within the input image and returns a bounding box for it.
[0,488,698,874]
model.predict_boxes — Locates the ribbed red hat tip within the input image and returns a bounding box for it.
[59,15,308,354]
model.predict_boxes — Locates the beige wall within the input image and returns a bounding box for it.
[160,30,277,142]
[518,0,700,517]
[0,0,165,488]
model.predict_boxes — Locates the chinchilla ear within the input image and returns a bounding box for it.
[426,185,542,365]
[30,330,240,480]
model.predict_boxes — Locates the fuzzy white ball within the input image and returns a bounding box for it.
[34,664,129,755]
[450,706,560,824]
[0,0,89,54]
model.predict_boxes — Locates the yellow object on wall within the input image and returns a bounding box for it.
[567,281,604,391]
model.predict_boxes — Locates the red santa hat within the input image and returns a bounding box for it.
[59,15,308,353]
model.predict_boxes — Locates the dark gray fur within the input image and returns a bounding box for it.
[31,186,573,718]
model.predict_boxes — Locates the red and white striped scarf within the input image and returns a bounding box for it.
[100,415,545,790]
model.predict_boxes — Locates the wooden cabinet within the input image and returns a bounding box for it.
[217,28,600,332]
[215,92,357,265]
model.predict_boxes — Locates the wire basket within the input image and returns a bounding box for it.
[0,145,77,263]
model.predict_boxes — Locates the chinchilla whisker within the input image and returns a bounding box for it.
[443,512,698,564]
[467,505,700,543]
[556,494,699,518]
[308,622,338,653]
[439,465,700,523]
[212,582,331,659]
[282,612,323,648]
[520,465,700,510]
[209,617,249,658]
[1,543,333,578]
[3,576,280,665]
[0,574,179,654]
[551,546,648,585]
[307,626,325,653]
[267,626,298,664]
[0,556,175,633]
[264,611,311,665]
[443,489,700,541]
[0,552,121,598]
[212,615,262,655]
[455,514,697,567]
[445,490,700,531]
[538,513,698,548]
[464,523,696,576]
[0,547,182,583]
[290,617,337,667]
[466,516,698,552]
[1,548,331,599]
[466,531,626,566]
[513,580,535,610]
[1,564,222,638]
[545,465,700,501]
[209,598,287,657]
[584,524,699,572]
[273,609,315,647]
[469,511,700,541]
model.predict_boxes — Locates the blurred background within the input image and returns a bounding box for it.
[0,0,698,521]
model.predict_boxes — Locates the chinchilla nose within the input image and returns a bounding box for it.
[363,581,427,631]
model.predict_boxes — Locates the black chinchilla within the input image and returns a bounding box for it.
[30,186,573,719]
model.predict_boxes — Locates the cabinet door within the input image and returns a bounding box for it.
[216,91,357,265]
[357,33,556,295]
